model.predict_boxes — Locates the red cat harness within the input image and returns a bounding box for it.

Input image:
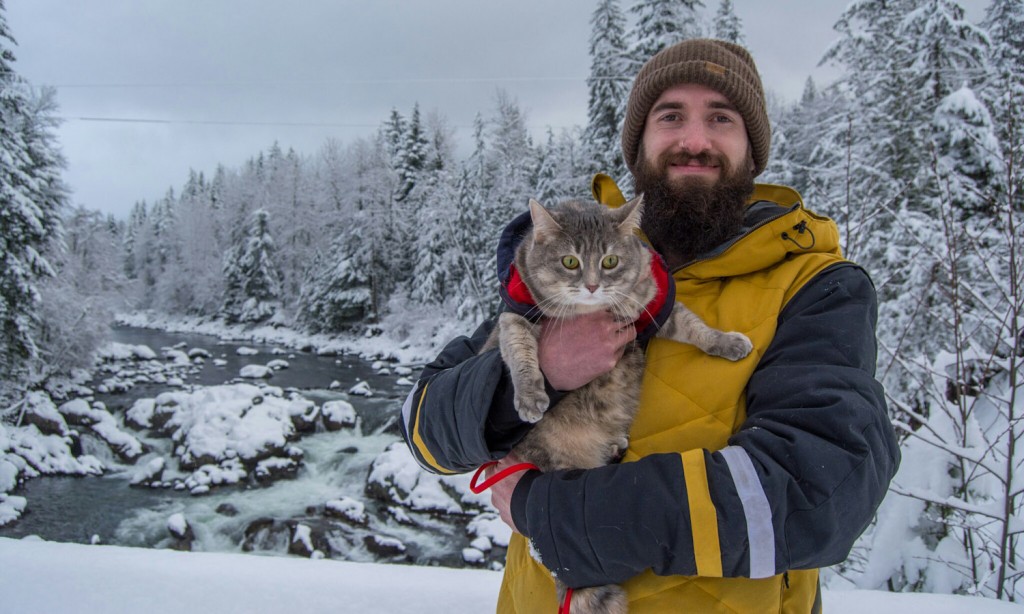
[499,253,675,344]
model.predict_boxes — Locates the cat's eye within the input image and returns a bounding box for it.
[602,255,619,269]
[561,256,579,270]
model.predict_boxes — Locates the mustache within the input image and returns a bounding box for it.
[659,151,726,169]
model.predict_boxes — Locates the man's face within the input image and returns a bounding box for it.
[633,83,756,267]
[639,82,752,186]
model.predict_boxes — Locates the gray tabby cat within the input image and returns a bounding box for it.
[482,196,752,614]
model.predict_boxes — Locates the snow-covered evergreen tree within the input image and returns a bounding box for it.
[584,0,630,181]
[0,5,68,398]
[712,0,744,45]
[629,0,705,71]
[980,0,1024,214]
[295,229,373,332]
[221,209,282,323]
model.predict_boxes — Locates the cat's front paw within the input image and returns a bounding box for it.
[710,332,753,361]
[514,389,549,423]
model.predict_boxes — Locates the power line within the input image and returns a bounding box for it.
[49,76,593,89]
[63,116,382,128]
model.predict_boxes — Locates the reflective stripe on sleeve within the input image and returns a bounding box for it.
[720,445,776,578]
[681,449,723,577]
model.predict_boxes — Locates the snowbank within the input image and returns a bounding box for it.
[0,537,1019,614]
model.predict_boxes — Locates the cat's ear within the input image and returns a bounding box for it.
[529,199,562,243]
[616,194,644,235]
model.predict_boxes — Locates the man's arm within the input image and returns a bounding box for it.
[401,319,524,474]
[506,264,901,587]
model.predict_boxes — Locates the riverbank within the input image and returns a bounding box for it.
[116,301,477,367]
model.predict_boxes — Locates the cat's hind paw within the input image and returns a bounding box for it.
[709,332,753,361]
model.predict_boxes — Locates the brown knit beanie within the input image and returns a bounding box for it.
[622,38,770,177]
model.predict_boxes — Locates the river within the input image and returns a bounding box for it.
[0,326,493,569]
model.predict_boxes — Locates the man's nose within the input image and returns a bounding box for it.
[676,122,712,153]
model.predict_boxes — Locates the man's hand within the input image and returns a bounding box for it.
[489,452,528,533]
[538,311,636,391]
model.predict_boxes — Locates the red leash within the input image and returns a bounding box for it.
[469,460,539,494]
[471,460,573,614]
[559,588,574,614]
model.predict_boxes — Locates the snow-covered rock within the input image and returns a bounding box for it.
[324,497,368,526]
[321,400,357,431]
[236,347,259,356]
[239,365,272,379]
[348,380,373,397]
[59,399,144,461]
[21,392,69,437]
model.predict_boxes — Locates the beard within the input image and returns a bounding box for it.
[633,147,755,266]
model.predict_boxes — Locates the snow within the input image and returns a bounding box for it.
[0,537,1019,614]
[166,513,188,538]
[239,364,273,379]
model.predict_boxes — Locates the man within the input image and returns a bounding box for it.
[402,39,899,613]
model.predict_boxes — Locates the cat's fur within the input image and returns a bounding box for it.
[482,196,752,614]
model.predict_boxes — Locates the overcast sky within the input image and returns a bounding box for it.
[3,1,978,220]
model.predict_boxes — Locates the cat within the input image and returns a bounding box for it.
[482,195,753,614]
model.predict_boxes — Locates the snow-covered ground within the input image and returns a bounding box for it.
[1,537,1020,614]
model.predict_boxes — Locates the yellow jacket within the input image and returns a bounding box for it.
[403,180,899,613]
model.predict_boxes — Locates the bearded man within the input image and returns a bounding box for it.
[402,39,899,613]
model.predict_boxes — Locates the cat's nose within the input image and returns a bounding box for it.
[586,285,599,294]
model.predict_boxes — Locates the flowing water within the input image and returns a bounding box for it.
[0,326,485,568]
